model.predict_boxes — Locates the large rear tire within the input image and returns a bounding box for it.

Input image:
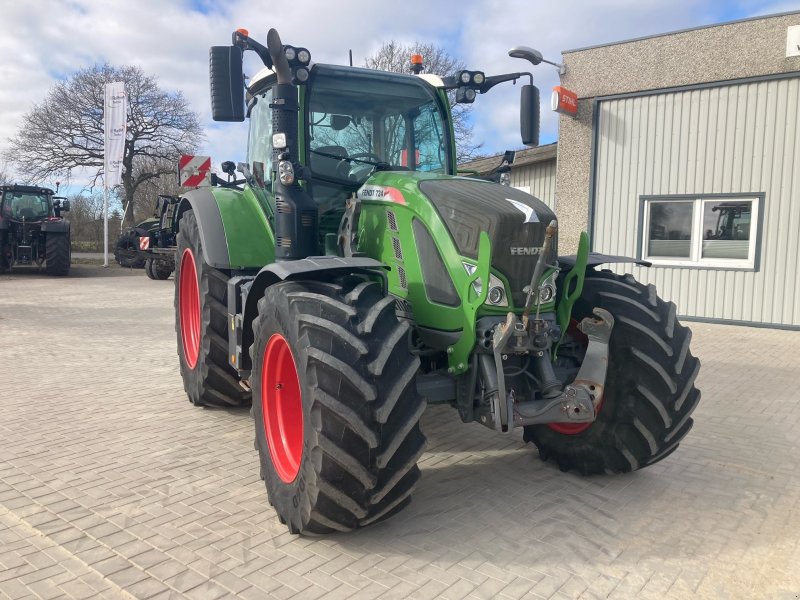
[45,234,71,276]
[251,277,427,534]
[115,233,145,268]
[0,232,8,273]
[524,270,701,474]
[174,210,250,408]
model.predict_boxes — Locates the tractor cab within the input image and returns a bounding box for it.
[303,65,453,183]
[0,186,70,222]
[1,187,54,222]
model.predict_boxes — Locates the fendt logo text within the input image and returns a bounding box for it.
[510,247,541,255]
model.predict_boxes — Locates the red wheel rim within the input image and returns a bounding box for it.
[261,334,303,483]
[548,319,597,435]
[547,399,603,435]
[179,248,201,369]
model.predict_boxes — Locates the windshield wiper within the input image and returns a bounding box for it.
[309,149,389,170]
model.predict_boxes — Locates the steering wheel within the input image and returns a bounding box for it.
[348,152,382,162]
[338,152,384,181]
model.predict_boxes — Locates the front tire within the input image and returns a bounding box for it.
[145,258,172,280]
[174,210,250,408]
[251,278,427,534]
[45,234,70,276]
[524,270,701,474]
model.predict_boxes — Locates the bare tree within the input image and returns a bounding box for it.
[121,156,184,225]
[0,159,12,186]
[7,64,203,226]
[67,193,122,251]
[365,42,482,163]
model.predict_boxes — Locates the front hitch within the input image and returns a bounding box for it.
[488,308,614,432]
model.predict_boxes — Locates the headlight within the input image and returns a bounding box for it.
[500,172,511,186]
[459,71,472,84]
[294,67,309,83]
[272,132,287,149]
[472,72,485,85]
[487,286,504,305]
[278,160,294,185]
[535,271,558,304]
[463,262,508,307]
[284,46,296,61]
[297,48,311,64]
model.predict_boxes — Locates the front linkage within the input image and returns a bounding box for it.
[489,306,613,432]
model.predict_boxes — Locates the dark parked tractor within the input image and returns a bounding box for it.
[115,195,181,279]
[115,217,159,269]
[172,27,701,534]
[0,184,71,275]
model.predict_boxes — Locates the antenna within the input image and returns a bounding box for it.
[349,49,353,67]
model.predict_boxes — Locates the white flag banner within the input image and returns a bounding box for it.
[103,82,126,187]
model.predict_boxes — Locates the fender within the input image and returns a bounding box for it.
[238,256,389,371]
[559,252,651,270]
[176,185,273,269]
[40,220,70,233]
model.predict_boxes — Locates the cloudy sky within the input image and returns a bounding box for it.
[0,0,794,187]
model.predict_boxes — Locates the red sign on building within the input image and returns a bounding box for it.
[551,86,578,116]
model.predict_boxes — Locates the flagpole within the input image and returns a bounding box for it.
[103,81,125,269]
[103,180,109,267]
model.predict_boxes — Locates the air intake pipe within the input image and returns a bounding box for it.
[267,28,318,260]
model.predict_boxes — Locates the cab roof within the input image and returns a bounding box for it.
[248,63,444,95]
[0,185,54,195]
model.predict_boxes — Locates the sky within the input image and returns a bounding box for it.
[0,0,796,190]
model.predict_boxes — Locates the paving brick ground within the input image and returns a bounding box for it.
[1,264,799,599]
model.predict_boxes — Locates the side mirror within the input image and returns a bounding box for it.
[209,46,245,122]
[520,84,540,147]
[330,115,352,131]
[61,200,70,212]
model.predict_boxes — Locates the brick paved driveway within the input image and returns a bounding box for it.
[1,265,799,599]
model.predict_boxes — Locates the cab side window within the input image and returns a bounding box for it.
[247,89,273,189]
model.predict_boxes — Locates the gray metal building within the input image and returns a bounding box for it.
[536,11,799,328]
[460,143,558,209]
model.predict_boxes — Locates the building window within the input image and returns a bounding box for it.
[642,196,759,269]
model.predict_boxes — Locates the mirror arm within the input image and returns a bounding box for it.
[478,72,530,93]
[232,30,273,68]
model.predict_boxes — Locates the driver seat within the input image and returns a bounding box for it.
[310,145,348,179]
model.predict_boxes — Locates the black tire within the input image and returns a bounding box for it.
[115,233,145,269]
[0,232,8,273]
[145,258,172,280]
[251,277,427,534]
[524,270,701,474]
[174,210,250,408]
[45,234,71,276]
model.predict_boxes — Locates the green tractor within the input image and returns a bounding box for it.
[173,28,701,534]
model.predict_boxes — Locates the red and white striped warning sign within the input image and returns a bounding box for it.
[178,155,212,188]
[139,236,150,251]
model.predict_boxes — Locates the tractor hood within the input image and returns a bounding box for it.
[417,177,557,307]
[358,171,557,308]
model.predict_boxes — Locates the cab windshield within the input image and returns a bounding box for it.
[1,192,51,221]
[306,65,452,185]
